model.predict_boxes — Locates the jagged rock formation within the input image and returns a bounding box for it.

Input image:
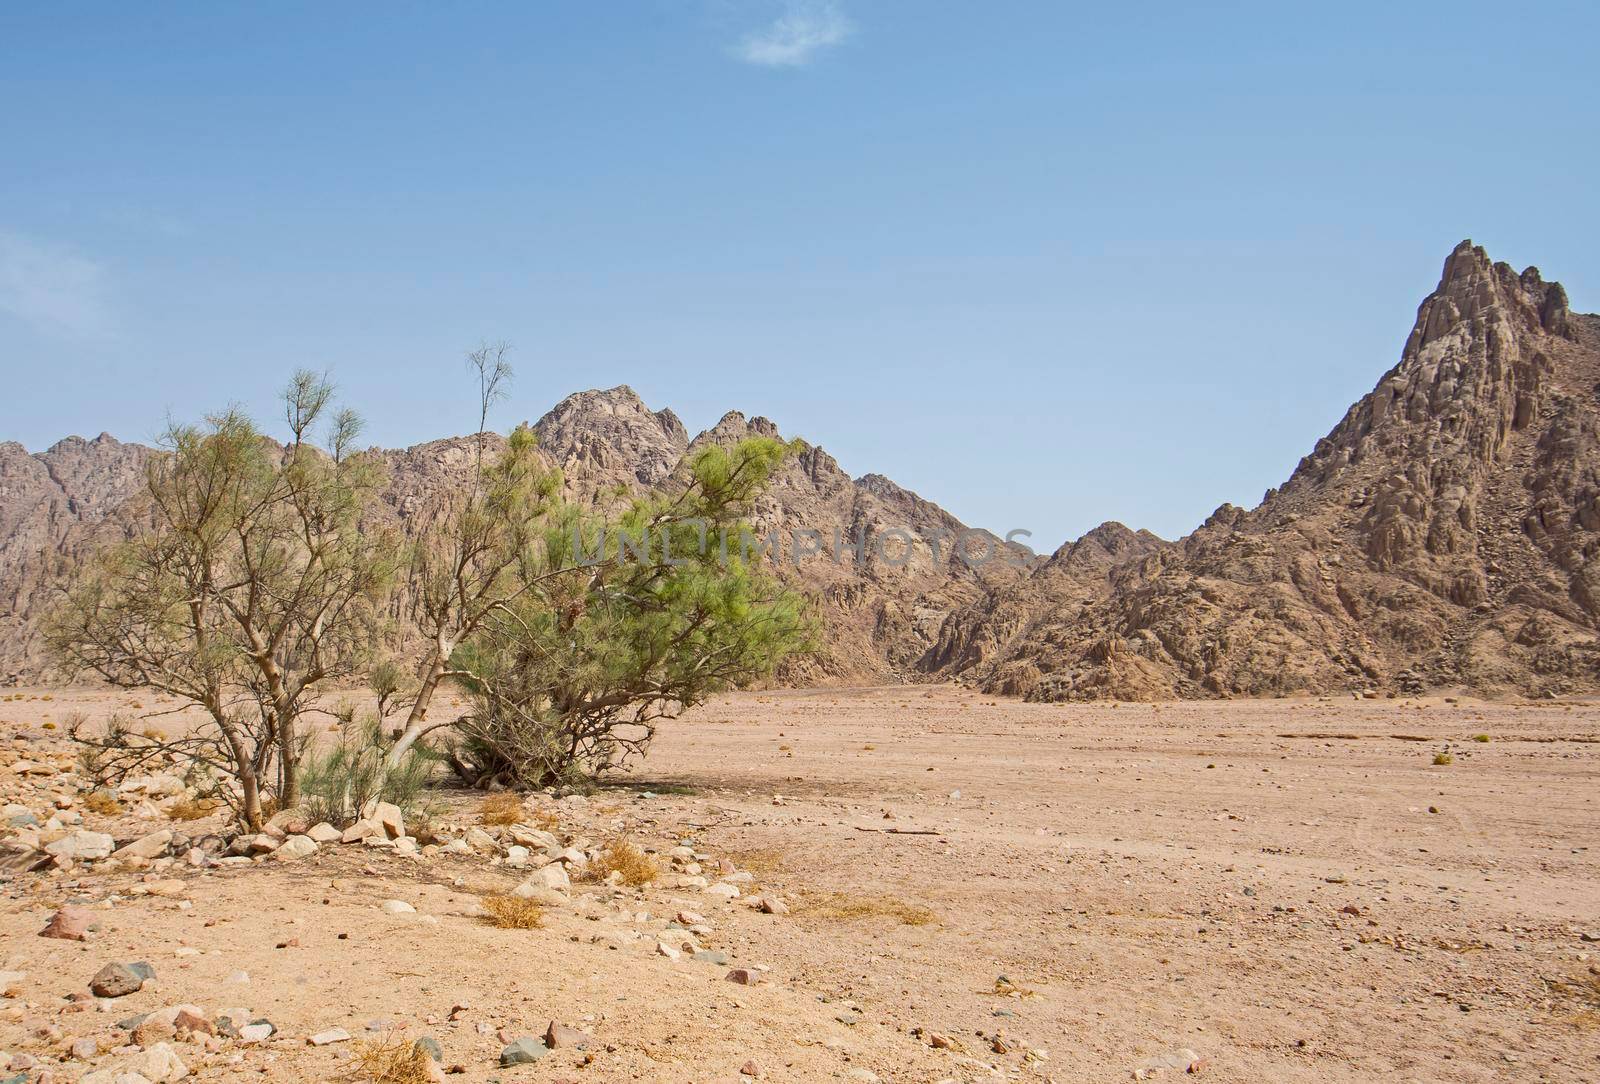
[5,241,1596,699]
[930,241,1600,699]
[0,391,1023,684]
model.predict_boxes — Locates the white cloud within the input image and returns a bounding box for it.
[735,0,854,67]
[0,231,111,339]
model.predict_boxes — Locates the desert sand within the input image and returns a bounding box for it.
[2,685,1598,1082]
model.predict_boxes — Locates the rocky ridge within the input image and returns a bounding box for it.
[4,241,1598,700]
[932,241,1600,699]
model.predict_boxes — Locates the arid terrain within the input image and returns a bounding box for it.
[2,686,1597,1082]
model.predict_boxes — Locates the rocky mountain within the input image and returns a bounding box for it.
[0,389,1026,684]
[5,241,1596,699]
[930,241,1600,699]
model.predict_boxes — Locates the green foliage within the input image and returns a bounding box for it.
[48,372,392,829]
[299,719,439,828]
[449,435,812,787]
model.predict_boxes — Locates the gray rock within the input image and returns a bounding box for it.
[90,962,146,998]
[500,1037,548,1065]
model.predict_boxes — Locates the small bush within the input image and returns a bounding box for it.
[351,1034,436,1084]
[166,796,219,821]
[480,893,544,929]
[586,839,658,887]
[1472,734,1491,743]
[802,891,936,926]
[1433,752,1454,765]
[84,790,122,815]
[299,719,438,828]
[478,793,524,826]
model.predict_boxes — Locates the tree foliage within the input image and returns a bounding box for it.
[48,374,390,829]
[446,435,811,787]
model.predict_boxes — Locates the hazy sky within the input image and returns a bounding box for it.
[2,2,1595,549]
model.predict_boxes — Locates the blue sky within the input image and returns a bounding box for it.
[2,2,1595,548]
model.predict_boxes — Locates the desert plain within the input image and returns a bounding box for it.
[1,685,1597,1083]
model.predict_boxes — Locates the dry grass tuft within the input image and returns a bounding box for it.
[165,797,219,821]
[479,893,544,929]
[527,807,561,832]
[727,846,786,876]
[801,891,937,926]
[1433,752,1455,765]
[350,1034,436,1084]
[84,791,122,816]
[586,838,659,887]
[478,793,524,826]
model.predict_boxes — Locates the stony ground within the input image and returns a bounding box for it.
[1,685,1598,1083]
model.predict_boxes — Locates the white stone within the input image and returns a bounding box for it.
[44,829,115,861]
[380,899,415,914]
[273,834,318,861]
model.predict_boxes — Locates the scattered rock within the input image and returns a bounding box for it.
[90,962,148,998]
[500,1038,548,1066]
[39,905,95,941]
[44,829,114,861]
[543,1021,591,1049]
[113,829,174,860]
[308,1027,351,1046]
[306,822,342,844]
[380,899,415,915]
[724,968,759,985]
[273,834,318,861]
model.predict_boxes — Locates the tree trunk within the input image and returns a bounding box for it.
[273,691,301,809]
[386,636,451,767]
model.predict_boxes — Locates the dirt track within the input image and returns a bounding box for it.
[2,685,1598,1082]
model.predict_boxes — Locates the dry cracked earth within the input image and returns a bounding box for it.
[1,685,1598,1083]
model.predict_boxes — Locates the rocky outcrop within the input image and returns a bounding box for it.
[7,242,1597,700]
[0,389,1024,684]
[929,241,1600,699]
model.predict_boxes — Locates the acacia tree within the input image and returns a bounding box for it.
[48,373,390,829]
[383,344,562,765]
[446,435,811,787]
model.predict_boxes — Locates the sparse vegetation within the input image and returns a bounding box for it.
[83,790,122,815]
[350,1034,437,1084]
[1472,733,1491,742]
[48,372,392,830]
[477,792,524,826]
[801,892,937,926]
[446,436,810,788]
[1433,751,1454,765]
[479,892,544,929]
[165,796,219,821]
[298,721,437,829]
[586,838,659,887]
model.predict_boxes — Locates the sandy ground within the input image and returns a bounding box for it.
[1,684,1598,1082]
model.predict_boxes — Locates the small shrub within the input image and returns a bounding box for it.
[1472,734,1491,743]
[802,891,936,926]
[84,790,122,815]
[480,892,544,929]
[1433,752,1454,765]
[299,719,438,828]
[351,1034,436,1084]
[478,793,524,826]
[586,839,658,887]
[166,796,219,821]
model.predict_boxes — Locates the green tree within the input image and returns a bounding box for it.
[48,373,391,830]
[384,344,562,766]
[446,435,811,787]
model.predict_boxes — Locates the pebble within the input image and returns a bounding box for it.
[380,899,415,914]
[308,1027,351,1046]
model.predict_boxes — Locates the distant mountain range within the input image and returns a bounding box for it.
[5,241,1597,698]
